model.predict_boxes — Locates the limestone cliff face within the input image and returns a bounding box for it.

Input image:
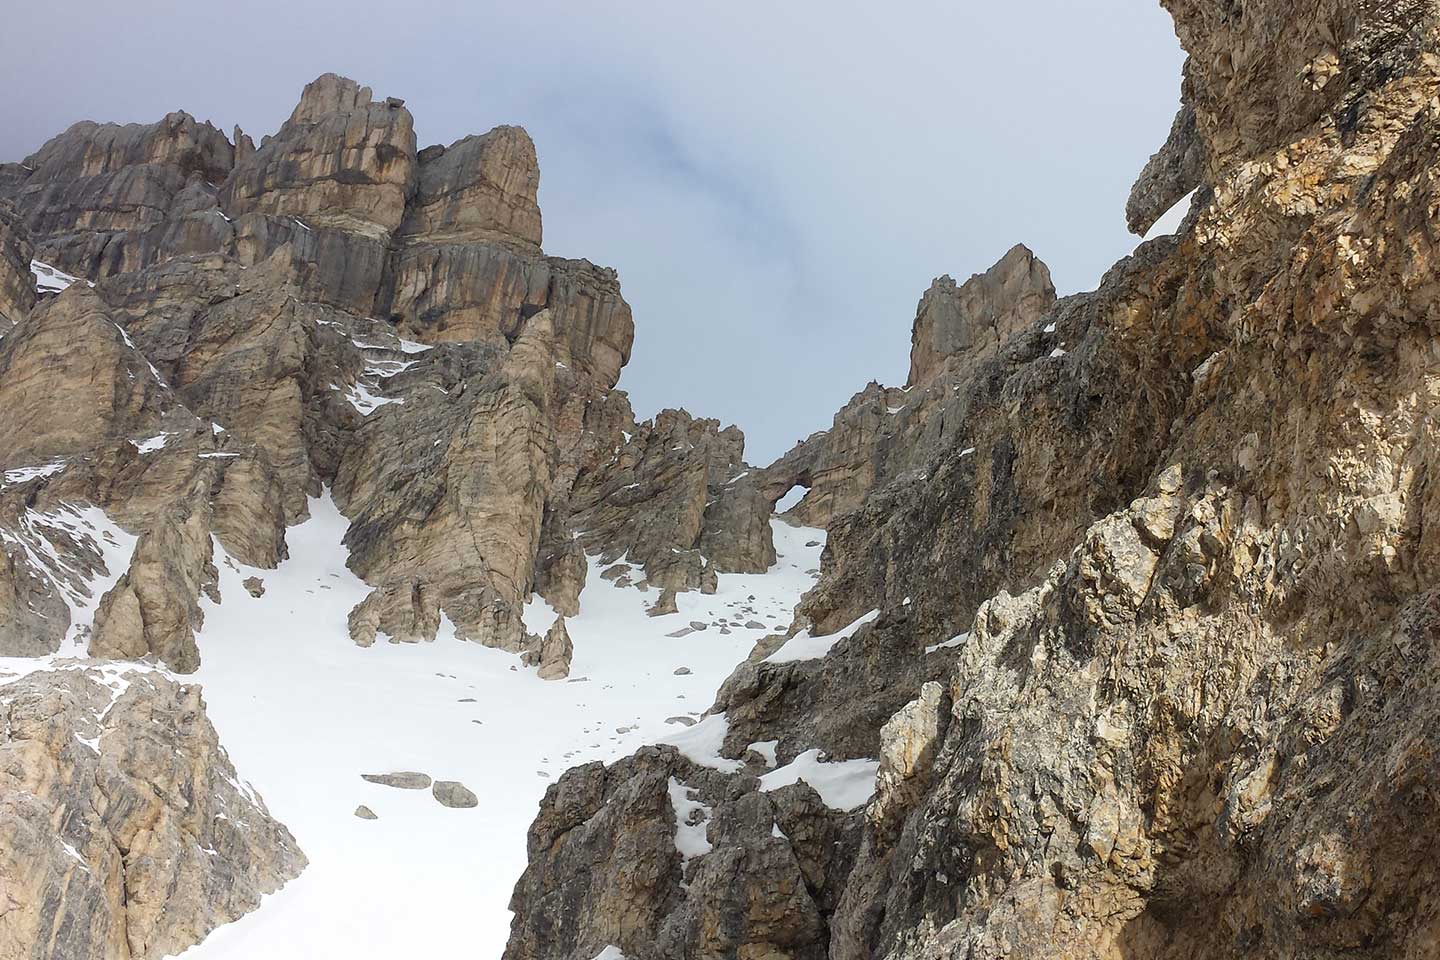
[906,243,1056,388]
[0,668,305,960]
[506,4,1440,960]
[0,111,235,279]
[567,408,776,596]
[0,72,680,661]
[0,284,283,666]
[221,74,417,240]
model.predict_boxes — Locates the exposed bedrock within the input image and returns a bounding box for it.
[507,4,1440,959]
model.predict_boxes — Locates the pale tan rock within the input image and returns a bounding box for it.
[335,313,560,651]
[402,126,543,250]
[220,73,416,239]
[869,681,946,832]
[906,243,1055,387]
[647,589,679,617]
[0,669,304,960]
[90,494,217,672]
[537,618,573,681]
[0,284,169,463]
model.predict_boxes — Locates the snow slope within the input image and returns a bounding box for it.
[171,494,825,960]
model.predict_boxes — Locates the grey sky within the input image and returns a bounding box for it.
[1,1,1185,464]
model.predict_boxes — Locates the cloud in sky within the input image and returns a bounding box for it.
[0,0,1185,462]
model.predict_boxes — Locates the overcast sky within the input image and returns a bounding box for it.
[1,1,1185,463]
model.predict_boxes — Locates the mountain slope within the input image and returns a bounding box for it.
[504,3,1440,959]
[0,73,798,959]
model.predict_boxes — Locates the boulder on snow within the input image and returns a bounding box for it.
[361,771,431,789]
[432,781,479,808]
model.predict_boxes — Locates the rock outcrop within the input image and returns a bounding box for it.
[906,242,1056,387]
[0,112,235,281]
[0,71,663,662]
[0,282,283,664]
[0,201,33,332]
[1125,95,1206,235]
[0,667,305,960]
[507,4,1440,959]
[565,407,776,596]
[758,243,1060,528]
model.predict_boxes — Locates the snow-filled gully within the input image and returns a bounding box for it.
[0,492,882,958]
[175,494,832,958]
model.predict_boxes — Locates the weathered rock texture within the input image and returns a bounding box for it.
[1126,95,1206,236]
[0,667,305,960]
[564,407,776,597]
[0,70,771,666]
[758,243,1058,528]
[0,282,281,665]
[0,201,33,332]
[507,4,1440,960]
[0,71,768,957]
[906,243,1056,387]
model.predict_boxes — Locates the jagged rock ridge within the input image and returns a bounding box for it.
[0,72,779,670]
[0,71,783,958]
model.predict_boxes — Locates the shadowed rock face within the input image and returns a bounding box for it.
[1126,93,1207,236]
[757,243,1059,529]
[0,111,235,279]
[0,201,34,332]
[0,668,305,960]
[507,4,1440,960]
[566,408,776,597]
[906,242,1056,388]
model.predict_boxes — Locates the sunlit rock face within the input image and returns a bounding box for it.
[0,668,305,960]
[0,69,666,664]
[506,4,1440,960]
[0,68,727,955]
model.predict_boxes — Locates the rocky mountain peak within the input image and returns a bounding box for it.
[906,241,1055,387]
[287,72,383,125]
[221,73,417,241]
[405,124,543,250]
[8,2,1440,957]
[21,111,234,184]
